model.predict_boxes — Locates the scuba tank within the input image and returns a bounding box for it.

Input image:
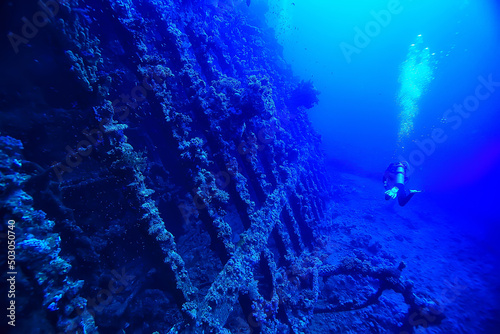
[395,163,406,184]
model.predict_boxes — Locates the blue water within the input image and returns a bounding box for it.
[268,0,500,246]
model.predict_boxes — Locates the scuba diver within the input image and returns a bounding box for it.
[383,161,421,206]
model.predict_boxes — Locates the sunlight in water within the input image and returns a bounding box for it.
[397,34,435,144]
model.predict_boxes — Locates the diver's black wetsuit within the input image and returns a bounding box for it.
[383,162,415,207]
